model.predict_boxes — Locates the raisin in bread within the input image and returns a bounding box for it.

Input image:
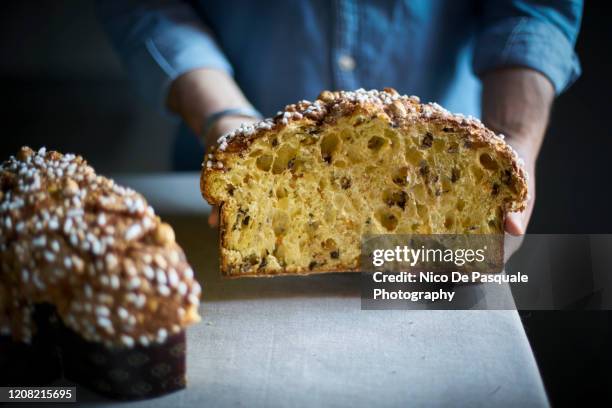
[201,88,528,277]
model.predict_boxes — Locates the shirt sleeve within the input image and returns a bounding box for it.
[473,0,583,94]
[95,0,233,113]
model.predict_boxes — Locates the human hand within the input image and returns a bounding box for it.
[166,68,261,229]
[481,67,553,237]
[504,138,536,236]
[501,137,538,263]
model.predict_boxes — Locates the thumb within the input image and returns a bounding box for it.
[505,211,525,236]
[208,205,219,228]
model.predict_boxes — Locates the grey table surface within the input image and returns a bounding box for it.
[51,173,548,407]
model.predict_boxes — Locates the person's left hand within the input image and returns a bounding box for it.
[480,67,553,237]
[504,137,537,236]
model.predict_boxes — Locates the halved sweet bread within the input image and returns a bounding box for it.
[201,88,528,277]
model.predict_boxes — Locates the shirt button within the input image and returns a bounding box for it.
[338,54,356,71]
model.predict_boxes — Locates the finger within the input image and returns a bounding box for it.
[208,205,219,227]
[505,211,524,236]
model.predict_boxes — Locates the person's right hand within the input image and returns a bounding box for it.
[166,68,260,229]
[205,115,260,228]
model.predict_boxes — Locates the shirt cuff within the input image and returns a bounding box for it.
[473,17,581,94]
[124,24,234,116]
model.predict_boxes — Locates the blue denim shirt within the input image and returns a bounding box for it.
[97,0,582,119]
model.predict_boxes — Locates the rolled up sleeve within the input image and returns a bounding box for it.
[96,0,233,113]
[473,0,583,94]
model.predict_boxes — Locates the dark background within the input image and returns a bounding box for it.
[521,3,612,405]
[1,1,611,406]
[0,1,177,174]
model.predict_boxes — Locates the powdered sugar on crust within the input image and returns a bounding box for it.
[213,89,509,147]
[0,147,201,348]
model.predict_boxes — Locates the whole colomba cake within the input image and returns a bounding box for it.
[0,146,201,399]
[202,88,528,277]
